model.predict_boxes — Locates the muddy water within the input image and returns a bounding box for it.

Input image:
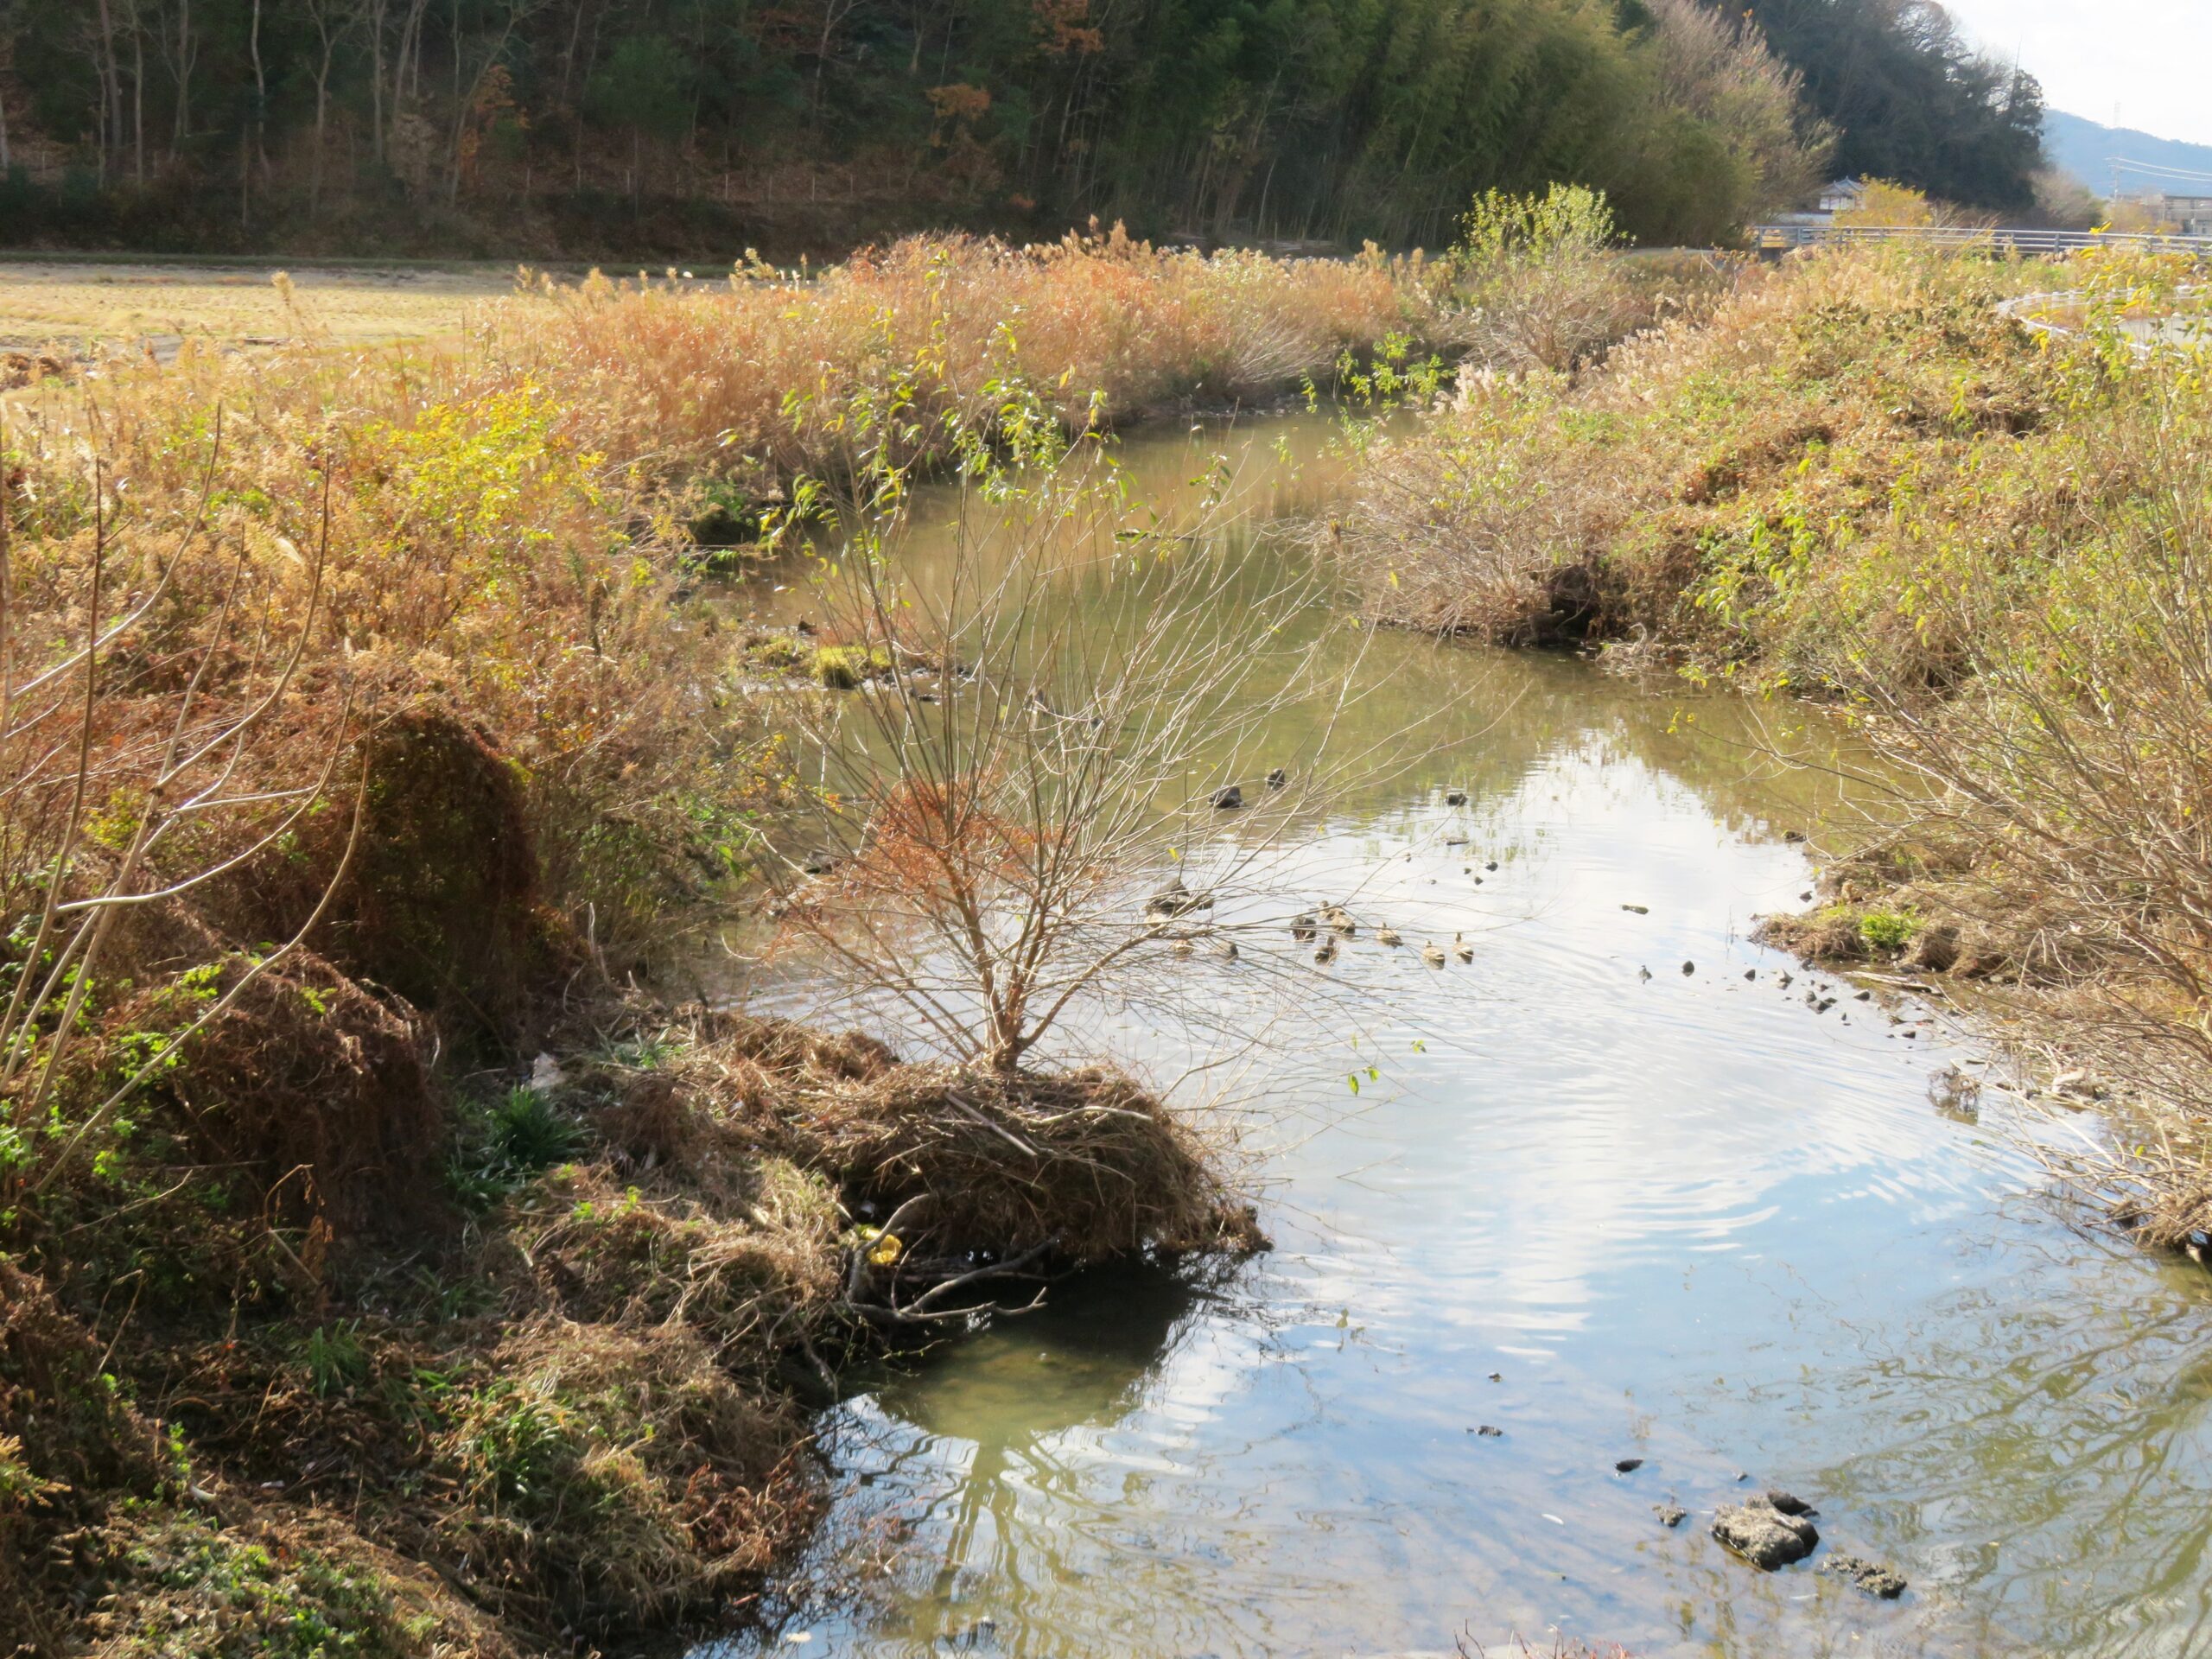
[706,416,2212,1659]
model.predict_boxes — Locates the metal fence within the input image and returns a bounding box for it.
[1749,223,2212,257]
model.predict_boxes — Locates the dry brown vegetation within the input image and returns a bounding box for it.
[0,229,1390,1656]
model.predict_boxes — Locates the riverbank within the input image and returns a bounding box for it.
[0,230,1372,1656]
[1333,238,2212,1260]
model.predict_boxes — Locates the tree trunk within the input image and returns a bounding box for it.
[172,0,192,156]
[93,0,122,181]
[312,51,334,217]
[371,0,387,160]
[131,19,144,186]
[249,0,266,167]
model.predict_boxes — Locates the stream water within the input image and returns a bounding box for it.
[702,415,2212,1659]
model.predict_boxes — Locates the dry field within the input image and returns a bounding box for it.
[0,257,518,353]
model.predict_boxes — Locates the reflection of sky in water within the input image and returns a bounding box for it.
[701,419,2212,1659]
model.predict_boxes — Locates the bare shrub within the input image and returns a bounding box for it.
[757,379,1378,1078]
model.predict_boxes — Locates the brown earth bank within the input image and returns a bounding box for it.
[3,958,1256,1658]
[0,228,1351,1658]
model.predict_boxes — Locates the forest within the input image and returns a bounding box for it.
[0,0,2043,257]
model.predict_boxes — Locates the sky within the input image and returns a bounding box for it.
[1939,0,2212,147]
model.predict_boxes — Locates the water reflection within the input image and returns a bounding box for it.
[702,414,2212,1659]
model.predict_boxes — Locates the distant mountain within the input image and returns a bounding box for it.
[2045,111,2212,196]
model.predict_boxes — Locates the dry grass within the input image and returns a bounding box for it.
[478,226,1432,500]
[1333,245,2064,658]
[0,228,1401,1656]
[0,260,516,354]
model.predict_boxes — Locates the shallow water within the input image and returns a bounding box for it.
[706,416,2212,1659]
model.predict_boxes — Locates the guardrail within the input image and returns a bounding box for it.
[1749,223,2212,257]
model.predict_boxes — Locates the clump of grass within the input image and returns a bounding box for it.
[433,1319,813,1629]
[1858,907,1919,953]
[447,1087,583,1211]
[1333,244,2067,657]
[810,643,894,689]
[76,1508,512,1659]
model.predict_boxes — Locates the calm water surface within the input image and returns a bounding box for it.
[705,416,2212,1659]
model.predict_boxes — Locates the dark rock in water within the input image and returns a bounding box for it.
[1446,789,1468,805]
[1655,1503,1688,1529]
[1713,1500,1819,1569]
[1822,1553,1907,1599]
[1473,1424,1503,1437]
[1764,1491,1815,1516]
[1855,989,1872,1001]
[1744,969,1757,981]
[1485,861,1499,872]
[1614,1458,1643,1473]
[1211,785,1243,810]
[1267,767,1288,790]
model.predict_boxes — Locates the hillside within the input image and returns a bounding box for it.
[2045,109,2212,195]
[0,0,2040,258]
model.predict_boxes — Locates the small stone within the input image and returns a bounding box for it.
[1485,861,1498,872]
[1615,1458,1643,1473]
[1764,1491,1815,1516]
[1655,1503,1687,1528]
[1744,969,1756,981]
[1822,1552,1907,1599]
[1712,1500,1819,1569]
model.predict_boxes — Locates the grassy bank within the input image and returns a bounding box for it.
[1335,240,2212,1258]
[0,229,1364,1655]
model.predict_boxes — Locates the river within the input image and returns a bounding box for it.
[702,412,2212,1659]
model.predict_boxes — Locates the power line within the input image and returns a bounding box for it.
[2107,156,2212,188]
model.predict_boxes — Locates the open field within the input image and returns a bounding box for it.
[0,259,521,353]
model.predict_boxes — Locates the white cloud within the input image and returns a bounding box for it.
[1940,0,2212,147]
